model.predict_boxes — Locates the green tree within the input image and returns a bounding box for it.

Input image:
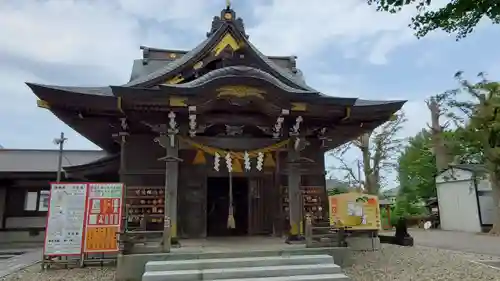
[398,128,480,201]
[446,72,500,235]
[367,0,500,39]
[398,129,437,201]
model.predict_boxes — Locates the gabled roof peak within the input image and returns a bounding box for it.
[207,5,247,38]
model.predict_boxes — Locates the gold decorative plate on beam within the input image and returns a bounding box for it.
[291,102,307,111]
[216,85,265,99]
[37,99,50,109]
[166,74,185,85]
[169,97,188,107]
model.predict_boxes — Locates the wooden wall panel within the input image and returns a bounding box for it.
[178,150,207,238]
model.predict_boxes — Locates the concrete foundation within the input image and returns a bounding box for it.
[116,246,350,281]
[346,236,380,251]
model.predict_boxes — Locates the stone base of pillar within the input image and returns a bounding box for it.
[160,238,182,248]
[346,236,381,251]
[171,237,181,247]
[285,234,305,244]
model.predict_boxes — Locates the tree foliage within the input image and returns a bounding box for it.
[398,129,436,201]
[329,112,407,195]
[367,0,500,39]
[397,128,478,203]
[444,72,500,234]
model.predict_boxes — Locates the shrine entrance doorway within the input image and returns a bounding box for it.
[206,177,249,237]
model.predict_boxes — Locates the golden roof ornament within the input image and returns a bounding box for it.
[224,0,233,20]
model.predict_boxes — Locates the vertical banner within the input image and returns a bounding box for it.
[43,183,88,256]
[328,196,338,226]
[84,183,124,253]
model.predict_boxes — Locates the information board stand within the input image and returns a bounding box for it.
[42,182,124,269]
[84,183,123,253]
[42,183,88,269]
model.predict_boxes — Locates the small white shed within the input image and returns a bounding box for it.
[436,164,494,233]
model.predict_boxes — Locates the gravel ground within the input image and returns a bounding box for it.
[0,265,114,281]
[345,244,500,281]
[2,244,499,281]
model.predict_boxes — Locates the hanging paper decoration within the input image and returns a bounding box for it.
[256,152,264,171]
[244,151,251,171]
[290,116,303,136]
[167,111,179,147]
[225,152,233,172]
[318,127,328,148]
[263,153,276,168]
[273,116,285,139]
[232,158,243,173]
[188,106,197,137]
[214,152,221,171]
[192,150,206,165]
[294,138,301,151]
[272,109,289,138]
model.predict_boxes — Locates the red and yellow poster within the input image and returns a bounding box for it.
[328,192,381,230]
[84,183,123,253]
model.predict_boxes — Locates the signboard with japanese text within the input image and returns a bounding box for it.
[328,192,381,231]
[43,183,88,256]
[83,183,124,253]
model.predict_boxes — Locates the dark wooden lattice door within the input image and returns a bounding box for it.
[248,176,273,235]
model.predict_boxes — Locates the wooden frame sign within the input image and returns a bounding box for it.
[83,183,124,253]
[42,182,124,257]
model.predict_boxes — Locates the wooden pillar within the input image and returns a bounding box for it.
[274,150,283,237]
[167,139,179,241]
[116,119,129,233]
[119,133,127,183]
[155,135,181,250]
[286,143,303,242]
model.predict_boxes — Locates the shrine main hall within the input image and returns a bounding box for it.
[0,5,404,244]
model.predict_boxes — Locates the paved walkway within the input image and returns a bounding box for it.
[0,248,42,278]
[386,229,500,257]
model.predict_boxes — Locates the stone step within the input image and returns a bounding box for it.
[205,273,351,281]
[0,255,16,260]
[144,247,343,261]
[142,263,342,281]
[145,254,333,271]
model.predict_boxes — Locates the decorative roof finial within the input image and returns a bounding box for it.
[226,0,231,9]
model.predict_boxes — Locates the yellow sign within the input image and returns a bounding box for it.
[328,192,381,231]
[84,226,119,252]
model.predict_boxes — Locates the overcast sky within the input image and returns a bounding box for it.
[1,0,498,186]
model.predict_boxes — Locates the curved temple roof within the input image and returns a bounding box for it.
[26,5,405,106]
[159,66,314,94]
[26,5,406,153]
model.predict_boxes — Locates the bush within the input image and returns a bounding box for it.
[390,197,428,227]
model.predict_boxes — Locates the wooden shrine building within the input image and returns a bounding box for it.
[27,5,404,244]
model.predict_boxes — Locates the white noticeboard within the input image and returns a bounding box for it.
[43,183,88,256]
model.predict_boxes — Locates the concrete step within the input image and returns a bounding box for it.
[145,254,333,271]
[205,273,351,281]
[139,247,343,261]
[142,263,342,281]
[0,255,16,260]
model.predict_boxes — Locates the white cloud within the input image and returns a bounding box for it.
[0,0,474,152]
[117,0,213,29]
[0,1,139,70]
[248,0,428,63]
